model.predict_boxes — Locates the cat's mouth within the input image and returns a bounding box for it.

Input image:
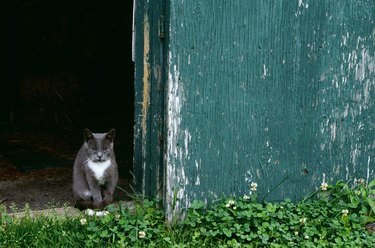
[94,158,107,162]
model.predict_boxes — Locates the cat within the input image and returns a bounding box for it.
[73,128,118,210]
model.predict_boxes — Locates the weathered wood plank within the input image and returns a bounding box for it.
[133,0,165,198]
[165,0,375,218]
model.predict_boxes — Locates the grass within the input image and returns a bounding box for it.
[0,208,85,247]
[1,179,374,247]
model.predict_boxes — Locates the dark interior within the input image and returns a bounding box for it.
[0,0,134,209]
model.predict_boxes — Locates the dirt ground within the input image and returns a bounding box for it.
[0,161,73,211]
[0,158,132,212]
[0,128,132,212]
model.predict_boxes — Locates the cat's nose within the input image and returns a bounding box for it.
[97,152,103,159]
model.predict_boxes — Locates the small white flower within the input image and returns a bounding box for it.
[226,200,236,208]
[320,182,328,191]
[304,235,309,240]
[243,194,250,200]
[84,209,109,217]
[300,217,307,224]
[138,231,146,239]
[250,182,258,191]
[80,218,87,225]
[95,211,109,217]
[115,214,121,221]
[233,206,237,210]
[341,209,349,217]
[294,231,299,236]
[357,178,365,184]
[85,209,95,216]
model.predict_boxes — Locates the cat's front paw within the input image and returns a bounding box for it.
[102,194,113,205]
[92,201,106,209]
[92,194,103,203]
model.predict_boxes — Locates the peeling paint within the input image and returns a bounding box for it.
[195,160,201,186]
[295,0,309,16]
[332,164,340,176]
[141,13,150,148]
[261,64,268,79]
[245,169,254,184]
[184,129,191,159]
[165,46,190,220]
[355,48,374,82]
[140,13,151,195]
[321,173,325,185]
[345,164,350,181]
[318,32,374,184]
[330,122,336,141]
[351,146,360,174]
[160,1,375,220]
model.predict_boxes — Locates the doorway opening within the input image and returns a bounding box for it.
[0,0,134,210]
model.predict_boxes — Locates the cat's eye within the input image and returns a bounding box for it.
[88,144,98,151]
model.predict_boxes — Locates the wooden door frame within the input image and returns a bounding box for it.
[133,0,166,199]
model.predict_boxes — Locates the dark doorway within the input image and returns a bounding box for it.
[0,0,134,210]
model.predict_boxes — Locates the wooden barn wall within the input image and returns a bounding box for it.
[164,0,375,218]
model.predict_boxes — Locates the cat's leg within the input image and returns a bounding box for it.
[102,189,113,205]
[85,174,103,205]
[102,171,118,205]
[73,170,95,210]
[73,169,92,201]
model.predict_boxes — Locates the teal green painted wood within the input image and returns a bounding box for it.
[133,0,165,198]
[164,0,375,218]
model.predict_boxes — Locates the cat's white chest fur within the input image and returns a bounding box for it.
[87,160,111,184]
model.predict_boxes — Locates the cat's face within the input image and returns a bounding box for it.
[83,129,115,162]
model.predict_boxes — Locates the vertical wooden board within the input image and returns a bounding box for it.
[165,0,375,217]
[133,0,165,198]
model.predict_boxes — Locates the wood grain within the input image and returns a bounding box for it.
[164,0,375,216]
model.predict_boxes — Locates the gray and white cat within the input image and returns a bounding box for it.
[73,128,118,210]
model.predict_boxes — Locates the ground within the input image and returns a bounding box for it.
[0,163,74,210]
[0,127,132,212]
[0,162,131,212]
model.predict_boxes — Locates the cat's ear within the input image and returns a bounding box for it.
[83,128,93,141]
[106,128,116,141]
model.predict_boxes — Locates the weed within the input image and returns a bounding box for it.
[181,179,375,247]
[1,179,374,247]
